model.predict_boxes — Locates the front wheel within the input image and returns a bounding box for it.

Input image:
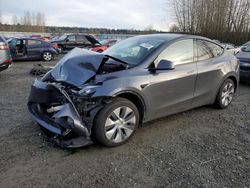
[215,79,235,109]
[92,98,139,147]
[42,51,53,61]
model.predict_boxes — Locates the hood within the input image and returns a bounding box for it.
[50,48,105,86]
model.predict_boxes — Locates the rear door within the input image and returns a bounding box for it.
[26,39,42,58]
[144,39,197,120]
[193,39,225,107]
[75,35,86,48]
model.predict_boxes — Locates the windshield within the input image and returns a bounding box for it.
[104,37,165,65]
[242,45,250,52]
[242,41,250,46]
[58,34,67,41]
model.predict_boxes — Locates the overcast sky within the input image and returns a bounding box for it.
[0,0,174,31]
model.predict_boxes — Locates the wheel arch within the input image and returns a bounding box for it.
[213,72,239,103]
[114,91,146,124]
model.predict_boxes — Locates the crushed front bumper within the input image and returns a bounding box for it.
[28,80,93,148]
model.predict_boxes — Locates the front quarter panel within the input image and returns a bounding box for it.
[91,68,150,114]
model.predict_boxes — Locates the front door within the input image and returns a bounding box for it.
[143,39,197,120]
[65,35,76,50]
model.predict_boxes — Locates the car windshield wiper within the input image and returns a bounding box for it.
[104,54,129,66]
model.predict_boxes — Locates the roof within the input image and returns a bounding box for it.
[132,33,212,43]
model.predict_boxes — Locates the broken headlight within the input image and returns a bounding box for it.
[77,86,100,96]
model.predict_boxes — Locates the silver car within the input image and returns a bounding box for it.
[28,34,240,148]
[0,35,12,72]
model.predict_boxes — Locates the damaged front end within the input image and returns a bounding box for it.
[27,48,118,148]
[28,80,102,148]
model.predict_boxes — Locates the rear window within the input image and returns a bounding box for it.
[76,35,91,44]
[196,40,214,61]
[204,41,224,57]
[28,40,42,45]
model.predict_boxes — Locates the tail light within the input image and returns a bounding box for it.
[4,59,12,63]
[0,45,9,50]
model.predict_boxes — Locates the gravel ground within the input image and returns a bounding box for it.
[0,57,249,188]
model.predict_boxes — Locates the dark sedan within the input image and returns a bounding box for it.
[50,34,100,53]
[28,34,239,148]
[8,38,58,61]
[236,45,250,81]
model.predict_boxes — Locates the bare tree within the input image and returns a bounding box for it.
[171,0,250,44]
[12,15,18,25]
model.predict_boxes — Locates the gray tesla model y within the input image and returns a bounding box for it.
[28,34,240,148]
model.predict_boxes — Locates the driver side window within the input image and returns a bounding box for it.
[155,39,194,66]
[67,35,76,42]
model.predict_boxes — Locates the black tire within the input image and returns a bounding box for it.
[42,51,53,61]
[215,79,235,109]
[92,97,139,147]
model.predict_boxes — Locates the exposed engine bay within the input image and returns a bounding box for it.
[28,48,129,148]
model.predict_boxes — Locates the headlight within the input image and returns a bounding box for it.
[78,85,100,96]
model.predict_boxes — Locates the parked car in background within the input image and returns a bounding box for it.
[0,35,12,72]
[28,34,239,148]
[50,34,100,53]
[241,41,250,48]
[8,38,58,61]
[90,39,119,53]
[221,43,238,54]
[236,45,250,81]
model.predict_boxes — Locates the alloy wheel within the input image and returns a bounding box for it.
[221,82,235,107]
[43,52,52,61]
[104,106,136,143]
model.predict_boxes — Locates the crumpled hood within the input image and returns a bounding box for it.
[51,48,105,86]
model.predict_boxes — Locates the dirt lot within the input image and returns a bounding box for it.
[0,57,249,188]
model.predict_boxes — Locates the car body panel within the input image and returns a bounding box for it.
[51,48,105,86]
[0,36,12,72]
[27,34,240,148]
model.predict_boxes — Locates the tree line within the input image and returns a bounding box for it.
[0,11,158,35]
[0,11,46,32]
[170,0,250,45]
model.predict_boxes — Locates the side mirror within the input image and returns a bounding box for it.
[65,38,69,42]
[149,59,175,71]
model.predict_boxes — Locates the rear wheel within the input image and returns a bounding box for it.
[42,51,53,61]
[92,98,139,147]
[215,79,235,109]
